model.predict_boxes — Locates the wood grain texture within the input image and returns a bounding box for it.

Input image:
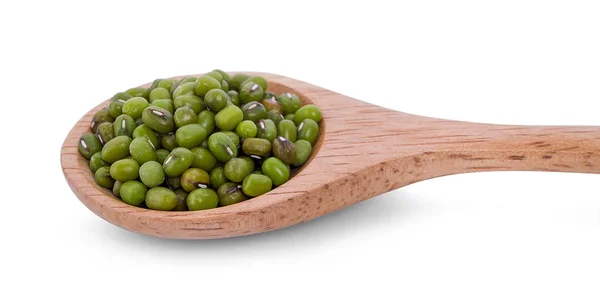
[61,72,600,239]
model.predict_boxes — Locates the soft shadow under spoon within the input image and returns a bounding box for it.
[61,72,600,239]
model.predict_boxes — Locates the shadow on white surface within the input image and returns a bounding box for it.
[89,189,421,249]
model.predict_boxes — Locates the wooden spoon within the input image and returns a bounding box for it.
[61,72,600,239]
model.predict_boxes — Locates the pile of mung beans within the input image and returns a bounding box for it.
[77,70,322,211]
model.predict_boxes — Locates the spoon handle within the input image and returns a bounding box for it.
[425,121,600,175]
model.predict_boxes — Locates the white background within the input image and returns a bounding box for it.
[1,0,600,293]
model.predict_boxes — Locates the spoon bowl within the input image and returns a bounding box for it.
[61,72,600,239]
